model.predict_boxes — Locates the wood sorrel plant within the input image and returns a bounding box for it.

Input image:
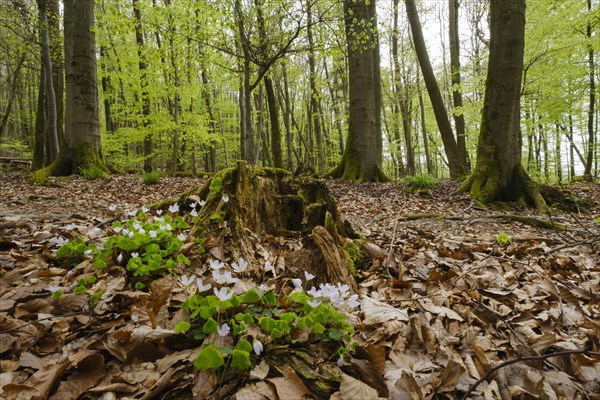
[177,263,358,372]
[55,202,208,287]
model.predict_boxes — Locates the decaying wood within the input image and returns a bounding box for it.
[491,214,567,230]
[158,161,360,286]
[310,226,357,291]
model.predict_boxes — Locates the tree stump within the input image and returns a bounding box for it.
[164,161,358,291]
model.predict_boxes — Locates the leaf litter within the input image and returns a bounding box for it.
[0,172,599,399]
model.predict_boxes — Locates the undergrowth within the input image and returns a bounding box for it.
[403,174,438,189]
[50,176,358,376]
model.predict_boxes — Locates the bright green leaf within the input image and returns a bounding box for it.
[203,318,218,334]
[175,321,191,333]
[194,345,224,371]
[231,349,251,370]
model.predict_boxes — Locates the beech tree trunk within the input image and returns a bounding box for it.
[307,6,326,174]
[391,0,408,176]
[449,0,469,171]
[584,0,595,178]
[264,75,283,168]
[133,0,154,173]
[460,0,547,211]
[235,0,256,164]
[37,1,59,163]
[280,63,294,170]
[330,0,386,182]
[405,0,465,178]
[32,0,107,180]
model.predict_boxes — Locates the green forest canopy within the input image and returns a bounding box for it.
[0,0,598,182]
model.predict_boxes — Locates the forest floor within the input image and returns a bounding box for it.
[1,170,599,399]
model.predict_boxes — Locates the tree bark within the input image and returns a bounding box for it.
[584,0,595,178]
[391,0,409,176]
[37,1,59,163]
[235,0,256,164]
[405,0,465,178]
[0,54,25,140]
[323,61,345,156]
[330,0,386,182]
[460,0,547,211]
[31,0,107,181]
[307,6,326,174]
[48,0,64,148]
[417,72,434,174]
[449,0,469,170]
[264,75,283,168]
[133,0,154,173]
[280,63,294,170]
[32,74,45,171]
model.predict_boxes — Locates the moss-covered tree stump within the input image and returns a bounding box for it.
[162,161,359,290]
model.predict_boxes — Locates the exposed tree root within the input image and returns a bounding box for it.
[29,144,108,184]
[328,150,388,182]
[460,163,550,213]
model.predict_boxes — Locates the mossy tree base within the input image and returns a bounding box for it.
[29,143,108,183]
[459,160,549,213]
[328,150,388,182]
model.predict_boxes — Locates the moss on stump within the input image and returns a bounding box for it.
[154,161,360,289]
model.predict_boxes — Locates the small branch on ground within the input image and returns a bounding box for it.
[460,348,595,400]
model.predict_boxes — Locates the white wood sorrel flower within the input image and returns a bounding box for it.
[178,275,195,287]
[217,323,230,337]
[214,287,233,301]
[196,278,211,292]
[253,340,263,355]
[232,258,248,273]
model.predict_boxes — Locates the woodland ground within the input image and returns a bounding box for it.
[0,170,599,399]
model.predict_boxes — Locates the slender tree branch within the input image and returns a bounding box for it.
[461,348,595,400]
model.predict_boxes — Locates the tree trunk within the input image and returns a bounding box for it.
[391,0,408,176]
[201,71,219,172]
[99,46,115,139]
[278,63,294,170]
[460,0,547,211]
[307,6,326,174]
[37,1,59,163]
[133,0,154,173]
[330,0,386,182]
[235,0,256,164]
[323,61,345,156]
[555,124,562,182]
[584,0,595,179]
[264,75,283,168]
[405,0,465,178]
[449,0,469,170]
[31,0,107,181]
[0,54,25,140]
[48,0,64,148]
[163,0,181,173]
[32,73,46,171]
[417,72,434,174]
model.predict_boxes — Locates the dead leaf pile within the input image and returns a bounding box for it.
[329,179,600,399]
[0,173,599,399]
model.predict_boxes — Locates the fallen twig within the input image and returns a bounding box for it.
[492,214,567,230]
[460,348,595,400]
[545,237,600,254]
